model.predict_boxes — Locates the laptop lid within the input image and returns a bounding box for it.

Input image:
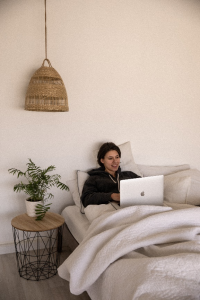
[120,175,164,208]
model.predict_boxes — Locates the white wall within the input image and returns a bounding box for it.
[1,0,200,254]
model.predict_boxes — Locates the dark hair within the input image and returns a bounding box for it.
[97,142,121,167]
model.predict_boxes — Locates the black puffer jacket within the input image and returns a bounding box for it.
[81,167,140,207]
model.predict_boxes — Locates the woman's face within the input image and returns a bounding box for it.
[100,150,120,175]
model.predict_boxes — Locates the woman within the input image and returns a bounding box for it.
[81,142,140,207]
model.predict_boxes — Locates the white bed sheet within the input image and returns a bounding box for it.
[61,205,90,243]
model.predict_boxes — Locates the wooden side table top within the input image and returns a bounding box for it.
[11,212,65,232]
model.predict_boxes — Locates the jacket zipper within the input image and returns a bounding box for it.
[109,174,120,192]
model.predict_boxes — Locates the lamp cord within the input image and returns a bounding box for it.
[45,0,47,59]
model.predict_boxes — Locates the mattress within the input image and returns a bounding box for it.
[61,205,90,243]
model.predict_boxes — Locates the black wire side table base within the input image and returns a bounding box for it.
[12,226,63,281]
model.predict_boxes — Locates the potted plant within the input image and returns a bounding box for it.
[8,159,69,220]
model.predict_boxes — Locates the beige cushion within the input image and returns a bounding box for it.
[164,174,191,204]
[66,177,81,208]
[77,171,89,195]
[164,169,200,205]
[66,171,89,208]
[94,141,142,177]
[137,164,190,177]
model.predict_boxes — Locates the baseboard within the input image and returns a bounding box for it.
[0,228,65,255]
[0,242,15,255]
[0,233,58,255]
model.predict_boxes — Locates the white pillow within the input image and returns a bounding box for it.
[66,171,89,208]
[77,170,89,195]
[94,141,142,177]
[164,169,200,205]
[164,174,191,204]
[66,177,81,208]
[137,164,190,177]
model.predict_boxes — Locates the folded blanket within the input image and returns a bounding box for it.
[83,201,195,223]
[58,205,200,300]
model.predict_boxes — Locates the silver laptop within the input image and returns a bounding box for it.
[120,175,164,207]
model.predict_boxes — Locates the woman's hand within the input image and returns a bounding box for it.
[111,193,120,202]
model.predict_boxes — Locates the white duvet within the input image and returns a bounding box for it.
[58,205,200,300]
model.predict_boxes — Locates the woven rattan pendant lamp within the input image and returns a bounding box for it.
[25,0,69,112]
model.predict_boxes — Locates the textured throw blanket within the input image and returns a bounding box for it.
[58,205,200,300]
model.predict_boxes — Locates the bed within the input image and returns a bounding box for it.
[58,142,200,300]
[61,205,89,251]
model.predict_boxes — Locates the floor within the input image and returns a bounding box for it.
[0,247,91,300]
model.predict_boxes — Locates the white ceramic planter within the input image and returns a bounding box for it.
[25,199,42,217]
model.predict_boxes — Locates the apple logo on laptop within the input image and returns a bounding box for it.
[141,191,145,196]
